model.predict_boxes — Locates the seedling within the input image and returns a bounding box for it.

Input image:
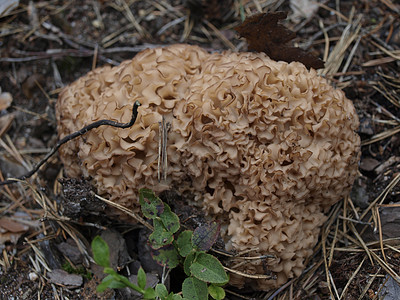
[91,188,228,300]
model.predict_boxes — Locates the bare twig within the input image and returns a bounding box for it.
[0,101,141,186]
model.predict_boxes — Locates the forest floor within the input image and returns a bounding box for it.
[0,0,400,299]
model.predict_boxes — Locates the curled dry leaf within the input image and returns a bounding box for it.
[0,216,30,251]
[0,217,29,232]
[235,12,325,69]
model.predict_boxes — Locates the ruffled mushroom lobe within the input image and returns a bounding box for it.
[56,44,360,290]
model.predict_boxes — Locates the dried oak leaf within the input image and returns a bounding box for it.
[235,12,324,69]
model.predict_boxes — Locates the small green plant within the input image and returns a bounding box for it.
[91,188,228,300]
[62,261,92,279]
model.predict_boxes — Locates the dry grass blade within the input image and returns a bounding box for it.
[0,171,33,216]
[363,56,397,67]
[328,219,340,267]
[338,34,361,81]
[264,278,295,300]
[202,19,236,50]
[101,23,134,47]
[338,216,372,225]
[369,39,400,61]
[328,270,340,299]
[375,206,387,263]
[9,179,92,263]
[317,3,349,21]
[211,248,275,260]
[25,238,51,272]
[321,9,362,77]
[319,19,330,62]
[379,72,400,88]
[379,203,400,208]
[370,97,398,121]
[360,172,400,220]
[357,267,381,300]
[371,73,400,108]
[322,234,335,299]
[361,124,400,146]
[223,265,275,279]
[386,244,400,255]
[157,16,186,36]
[0,135,31,170]
[117,0,150,39]
[225,289,253,300]
[366,238,400,249]
[300,261,324,291]
[370,251,400,284]
[94,194,153,231]
[2,249,11,269]
[10,105,51,121]
[348,222,374,264]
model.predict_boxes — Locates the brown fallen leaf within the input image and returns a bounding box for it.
[0,217,30,251]
[0,231,23,249]
[359,157,380,172]
[235,12,325,69]
[0,217,29,232]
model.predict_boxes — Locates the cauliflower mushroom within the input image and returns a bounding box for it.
[56,44,360,290]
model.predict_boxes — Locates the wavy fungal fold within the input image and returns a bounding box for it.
[56,44,360,290]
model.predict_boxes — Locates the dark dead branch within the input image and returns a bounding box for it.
[0,101,141,186]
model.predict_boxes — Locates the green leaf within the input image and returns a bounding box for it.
[103,267,118,276]
[155,284,168,298]
[208,284,225,300]
[190,253,228,284]
[177,231,193,257]
[143,287,157,299]
[107,272,144,293]
[91,236,110,268]
[96,274,126,292]
[192,222,220,251]
[165,293,183,300]
[160,203,180,234]
[183,252,195,276]
[182,277,208,300]
[151,244,180,269]
[139,188,164,219]
[149,218,174,249]
[137,267,146,290]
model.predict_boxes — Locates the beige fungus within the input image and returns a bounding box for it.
[56,44,360,290]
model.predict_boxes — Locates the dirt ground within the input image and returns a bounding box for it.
[0,0,400,299]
